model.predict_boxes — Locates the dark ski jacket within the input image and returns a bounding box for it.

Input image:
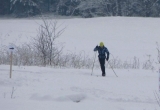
[94,46,109,59]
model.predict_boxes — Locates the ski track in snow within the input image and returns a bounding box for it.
[70,87,156,104]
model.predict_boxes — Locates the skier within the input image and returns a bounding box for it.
[94,42,109,76]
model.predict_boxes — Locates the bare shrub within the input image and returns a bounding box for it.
[55,51,93,69]
[142,55,155,70]
[132,57,140,69]
[0,33,158,70]
[154,91,160,107]
[107,56,140,69]
[0,48,9,64]
[0,36,8,64]
[13,44,35,66]
[32,18,65,66]
[0,45,157,70]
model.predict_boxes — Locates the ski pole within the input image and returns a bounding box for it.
[107,61,118,77]
[91,51,97,75]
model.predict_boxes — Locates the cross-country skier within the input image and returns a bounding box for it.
[94,42,110,76]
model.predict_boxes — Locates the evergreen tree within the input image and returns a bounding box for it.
[0,0,160,17]
[0,0,11,15]
[10,0,40,17]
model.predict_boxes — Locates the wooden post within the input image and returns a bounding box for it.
[9,46,14,78]
[10,51,13,78]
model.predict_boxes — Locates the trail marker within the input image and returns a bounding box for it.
[9,46,14,78]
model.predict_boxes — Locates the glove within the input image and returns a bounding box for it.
[106,57,109,61]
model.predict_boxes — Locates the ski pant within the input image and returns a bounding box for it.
[99,58,105,75]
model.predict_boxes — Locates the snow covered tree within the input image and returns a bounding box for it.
[1,0,160,17]
[76,0,112,17]
[148,0,160,17]
[0,0,11,15]
[10,0,40,17]
[56,0,80,16]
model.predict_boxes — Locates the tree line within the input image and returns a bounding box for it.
[1,0,160,18]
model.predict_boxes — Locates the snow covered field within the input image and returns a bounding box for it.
[0,17,160,110]
[0,17,160,60]
[0,65,159,110]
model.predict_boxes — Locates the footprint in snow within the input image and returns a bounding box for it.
[56,94,86,103]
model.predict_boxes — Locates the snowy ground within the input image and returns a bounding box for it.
[0,17,160,61]
[0,16,160,109]
[0,65,159,110]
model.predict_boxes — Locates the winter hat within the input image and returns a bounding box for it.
[100,42,104,47]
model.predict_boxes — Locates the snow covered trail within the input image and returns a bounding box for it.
[0,65,159,110]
